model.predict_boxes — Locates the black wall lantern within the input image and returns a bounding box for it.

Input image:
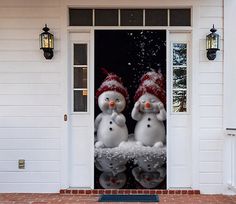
[39,24,54,60]
[206,24,220,60]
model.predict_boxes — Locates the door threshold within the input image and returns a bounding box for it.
[60,189,200,195]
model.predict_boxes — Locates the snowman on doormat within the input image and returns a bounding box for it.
[131,70,166,148]
[94,69,129,148]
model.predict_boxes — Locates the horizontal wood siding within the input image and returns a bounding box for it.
[0,0,226,194]
[198,0,224,194]
[0,0,62,193]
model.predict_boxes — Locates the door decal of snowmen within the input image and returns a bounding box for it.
[94,30,166,189]
[95,69,166,189]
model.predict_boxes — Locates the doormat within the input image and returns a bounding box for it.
[98,194,159,202]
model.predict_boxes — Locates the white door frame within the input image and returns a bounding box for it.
[59,0,201,192]
[66,27,192,189]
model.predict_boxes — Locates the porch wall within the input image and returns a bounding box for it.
[197,0,224,194]
[0,0,225,194]
[0,0,63,192]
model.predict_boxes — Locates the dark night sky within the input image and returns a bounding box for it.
[95,30,166,133]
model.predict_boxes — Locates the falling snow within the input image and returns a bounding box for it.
[125,31,166,91]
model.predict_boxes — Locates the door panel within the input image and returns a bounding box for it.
[69,33,94,188]
[168,32,191,188]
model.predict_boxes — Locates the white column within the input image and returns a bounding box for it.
[223,0,236,195]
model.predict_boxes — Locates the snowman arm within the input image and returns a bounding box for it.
[94,113,103,131]
[112,113,126,127]
[132,167,142,181]
[156,108,166,121]
[115,165,126,174]
[131,107,142,121]
[95,161,104,171]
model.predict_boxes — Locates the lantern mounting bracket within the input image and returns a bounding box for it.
[207,49,217,60]
[42,48,54,60]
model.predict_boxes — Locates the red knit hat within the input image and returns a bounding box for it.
[96,69,129,102]
[134,70,166,104]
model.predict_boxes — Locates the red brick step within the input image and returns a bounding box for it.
[60,189,200,195]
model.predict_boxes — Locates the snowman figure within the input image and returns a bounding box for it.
[99,172,127,189]
[95,155,128,176]
[132,154,166,188]
[95,70,129,148]
[132,166,166,189]
[132,70,166,148]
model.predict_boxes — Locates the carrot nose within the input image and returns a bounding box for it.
[145,101,151,109]
[109,101,115,108]
[111,178,117,184]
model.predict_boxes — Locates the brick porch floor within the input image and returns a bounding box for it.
[0,193,236,204]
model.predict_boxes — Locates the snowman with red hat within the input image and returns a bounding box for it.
[131,69,166,148]
[95,69,129,148]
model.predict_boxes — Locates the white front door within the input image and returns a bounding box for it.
[69,32,94,188]
[67,31,192,189]
[168,32,192,188]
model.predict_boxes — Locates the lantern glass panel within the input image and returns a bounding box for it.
[206,33,219,50]
[42,34,49,48]
[206,35,211,49]
[48,34,54,48]
[39,35,43,48]
[211,36,218,49]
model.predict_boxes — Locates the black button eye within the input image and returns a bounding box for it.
[110,121,112,124]
[109,127,112,131]
[105,98,109,101]
[115,98,120,102]
[147,124,150,128]
[148,118,151,121]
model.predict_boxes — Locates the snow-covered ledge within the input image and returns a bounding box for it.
[95,135,166,189]
[95,135,166,161]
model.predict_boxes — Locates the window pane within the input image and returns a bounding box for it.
[173,90,187,112]
[74,44,87,65]
[145,9,168,26]
[120,9,143,26]
[95,9,118,26]
[74,67,87,88]
[74,90,87,112]
[69,9,93,26]
[173,43,187,66]
[169,9,191,26]
[173,67,186,89]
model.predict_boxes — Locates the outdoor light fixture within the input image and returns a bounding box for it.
[206,24,220,60]
[39,24,54,60]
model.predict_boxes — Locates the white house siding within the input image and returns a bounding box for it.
[0,0,63,193]
[197,0,224,194]
[0,0,226,194]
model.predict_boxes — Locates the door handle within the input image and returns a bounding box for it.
[64,114,68,122]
